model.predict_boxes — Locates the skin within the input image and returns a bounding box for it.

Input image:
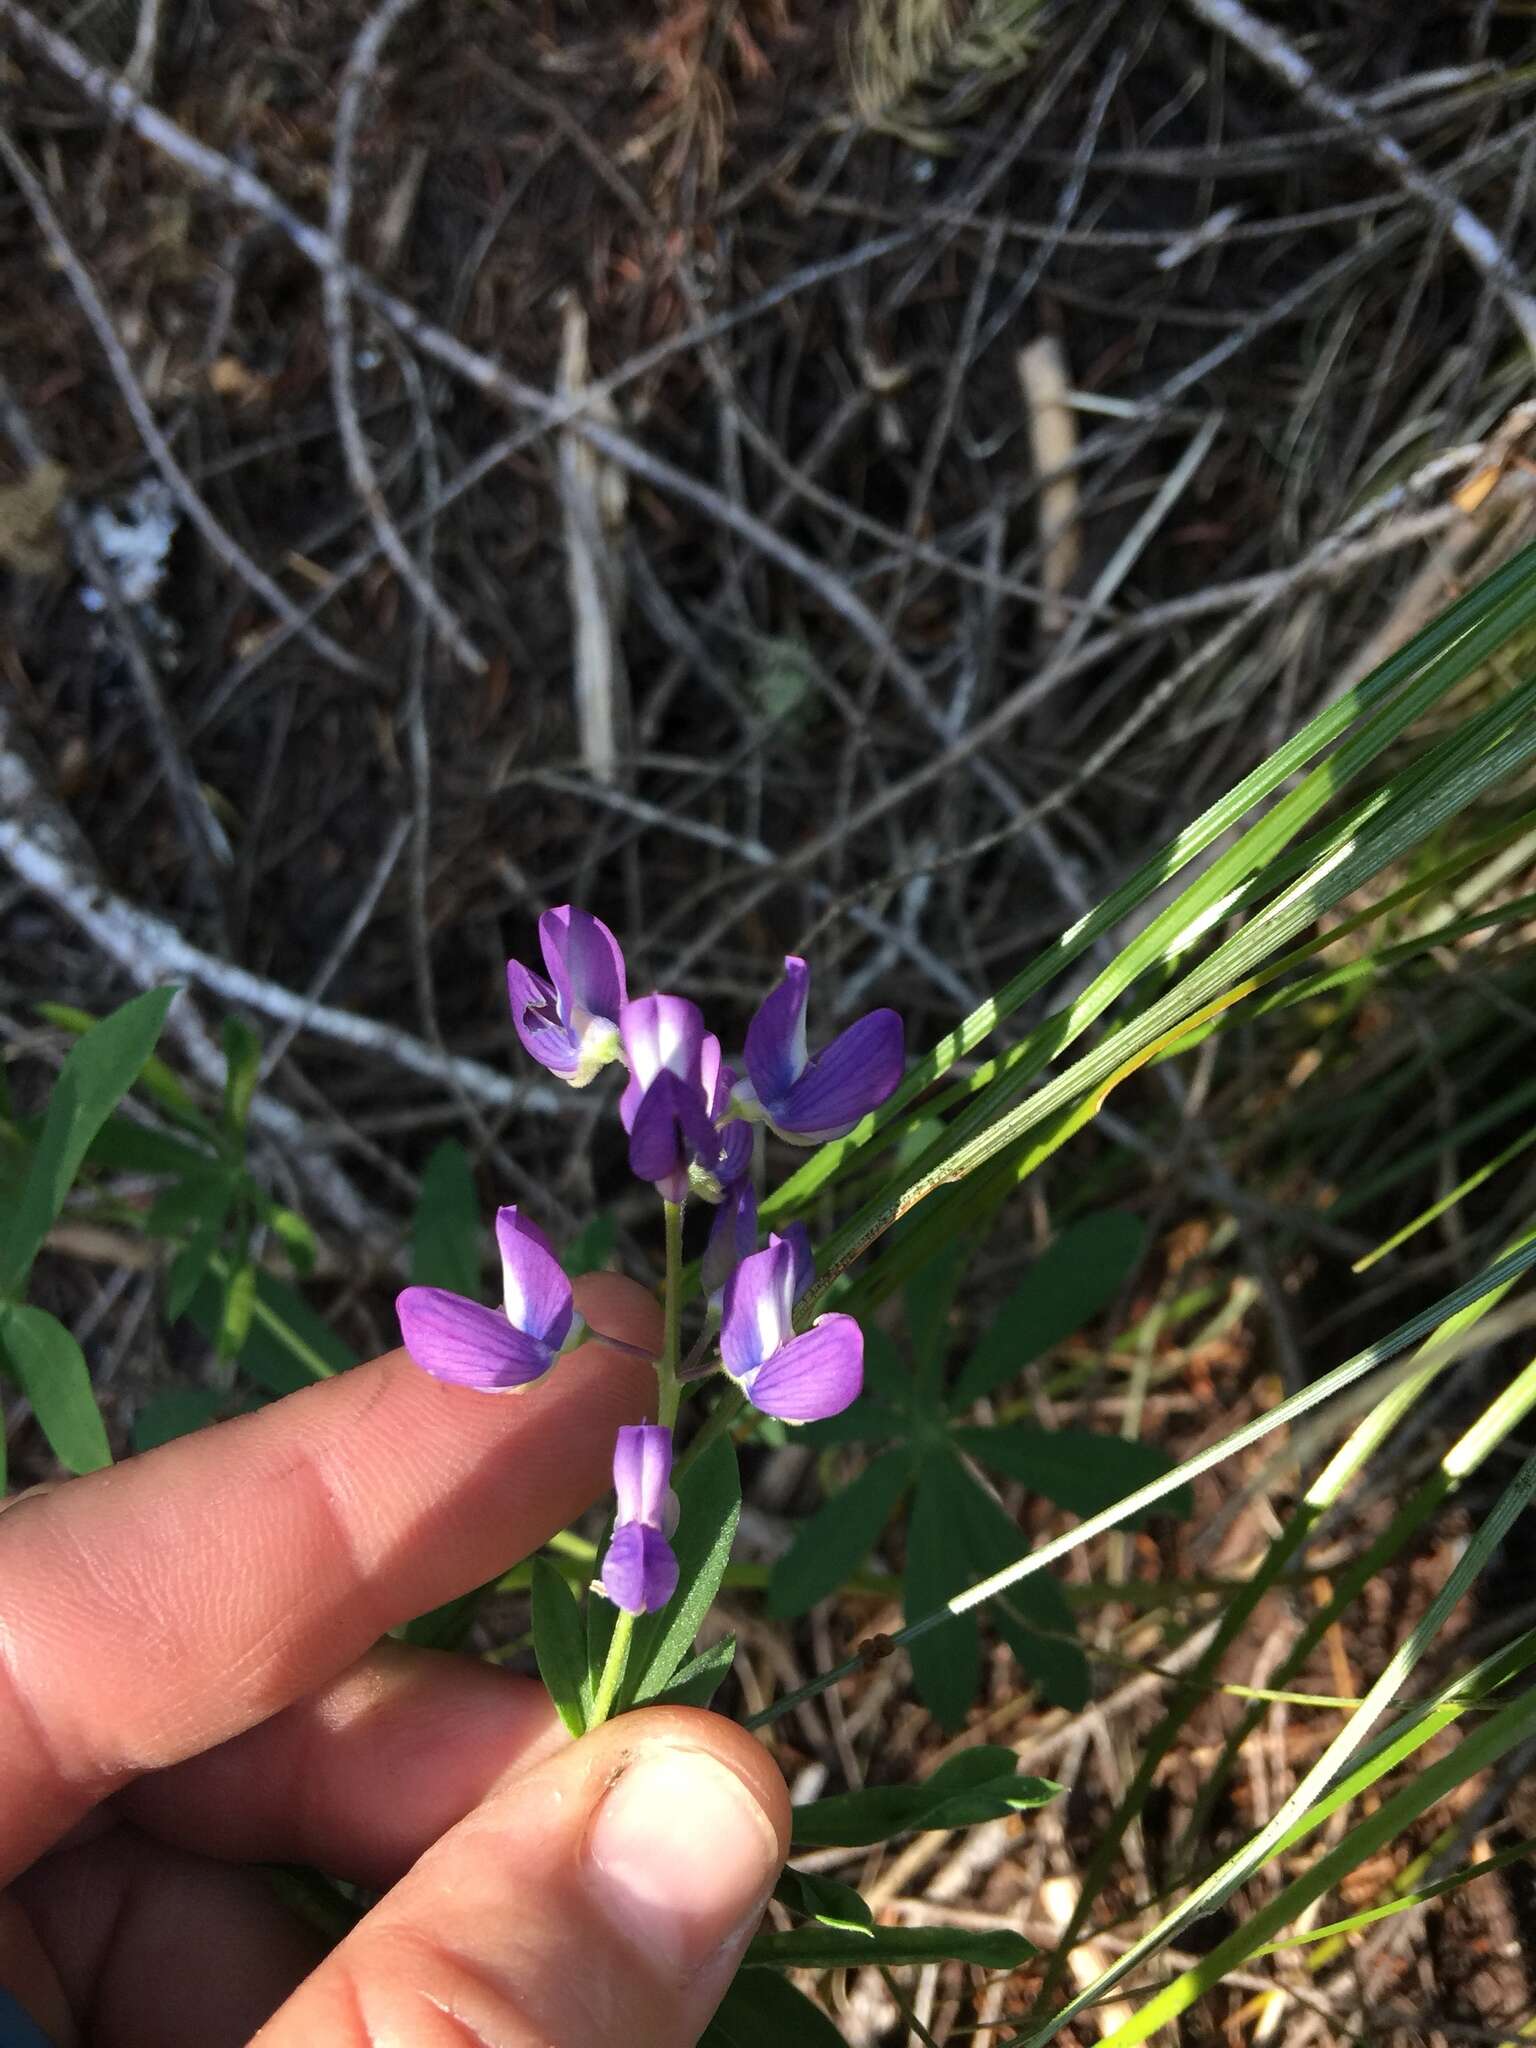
[0,1273,791,2046]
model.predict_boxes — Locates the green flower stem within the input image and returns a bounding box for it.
[655,1198,685,1431]
[588,1609,634,1728]
[677,1383,745,1477]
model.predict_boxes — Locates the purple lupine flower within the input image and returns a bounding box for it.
[599,1424,680,1615]
[507,905,627,1087]
[621,995,726,1204]
[702,1178,758,1304]
[734,956,903,1144]
[396,1206,584,1391]
[693,1036,753,1201]
[618,993,708,1129]
[721,1237,863,1422]
[774,1222,815,1303]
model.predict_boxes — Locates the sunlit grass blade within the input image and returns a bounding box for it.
[1088,1681,1536,2047]
[1014,1447,1536,2045]
[746,1233,1536,1730]
[1245,1834,1536,1958]
[765,542,1536,1229]
[810,673,1536,1292]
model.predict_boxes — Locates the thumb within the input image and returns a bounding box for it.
[253,1705,791,2047]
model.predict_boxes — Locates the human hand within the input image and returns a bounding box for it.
[0,1272,789,2046]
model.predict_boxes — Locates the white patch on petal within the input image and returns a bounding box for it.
[658,1005,686,1073]
[756,1288,783,1360]
[502,1264,528,1329]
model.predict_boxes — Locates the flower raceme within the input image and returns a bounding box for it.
[397,905,897,1638]
[733,955,903,1144]
[598,1425,680,1615]
[720,1236,862,1422]
[396,1207,585,1391]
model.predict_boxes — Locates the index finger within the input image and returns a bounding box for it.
[0,1272,660,1883]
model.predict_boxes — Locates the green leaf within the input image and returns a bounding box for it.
[264,1203,317,1275]
[801,1396,906,1447]
[951,1212,1147,1407]
[0,1302,112,1473]
[218,1257,259,1360]
[863,1324,914,1406]
[798,1323,914,1447]
[953,1422,1192,1523]
[86,1115,214,1178]
[531,1555,589,1738]
[410,1141,481,1296]
[625,1436,741,1705]
[904,1239,965,1387]
[131,1386,228,1451]
[790,1745,1060,1847]
[648,1633,736,1710]
[183,1265,356,1391]
[145,1168,237,1240]
[167,1213,225,1323]
[36,1000,209,1132]
[701,1971,844,2048]
[220,1016,262,1140]
[768,1450,910,1617]
[1,986,177,1298]
[904,1455,982,1731]
[397,1584,488,1650]
[563,1209,618,1276]
[774,1866,874,1937]
[581,1589,617,1725]
[948,1459,1090,1710]
[745,1923,1035,1972]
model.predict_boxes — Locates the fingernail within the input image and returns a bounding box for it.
[586,1746,780,1976]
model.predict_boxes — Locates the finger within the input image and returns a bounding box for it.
[254,1706,791,2048]
[114,1641,567,1887]
[0,1273,660,1882]
[11,1828,326,2048]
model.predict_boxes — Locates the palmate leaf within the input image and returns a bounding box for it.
[905,1453,982,1730]
[749,1238,1536,1740]
[950,1210,1146,1406]
[768,1449,910,1617]
[801,1323,911,1445]
[953,1422,1190,1524]
[904,1239,965,1399]
[946,1454,1088,1709]
[906,1450,1088,1724]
